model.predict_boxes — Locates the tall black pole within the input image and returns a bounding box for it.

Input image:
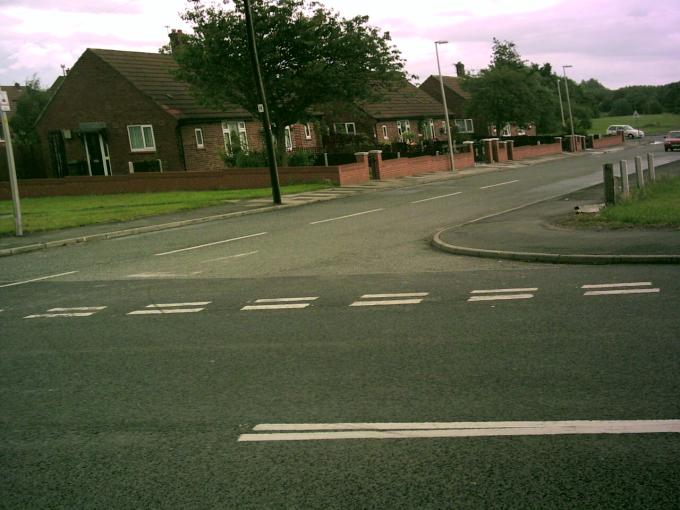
[243,0,281,205]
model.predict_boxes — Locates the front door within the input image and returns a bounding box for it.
[83,132,110,175]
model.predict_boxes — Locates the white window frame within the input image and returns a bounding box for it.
[304,123,312,140]
[194,128,204,149]
[396,121,403,139]
[453,118,474,134]
[284,125,293,151]
[127,124,156,152]
[222,121,248,154]
[403,120,411,132]
[501,123,512,137]
[428,120,435,139]
[381,125,388,139]
[441,121,447,134]
[333,122,356,135]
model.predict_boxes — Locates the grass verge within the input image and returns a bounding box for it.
[0,183,331,236]
[589,113,680,136]
[558,176,680,229]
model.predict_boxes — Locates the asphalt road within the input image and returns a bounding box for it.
[2,141,679,509]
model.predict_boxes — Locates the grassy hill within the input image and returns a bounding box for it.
[589,113,680,136]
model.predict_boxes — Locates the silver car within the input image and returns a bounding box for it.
[606,124,645,139]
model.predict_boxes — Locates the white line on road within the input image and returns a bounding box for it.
[200,251,259,264]
[584,289,660,296]
[581,282,652,289]
[0,271,78,289]
[480,180,519,190]
[350,299,425,307]
[127,308,205,315]
[25,307,106,318]
[410,192,462,204]
[154,232,267,256]
[47,307,107,312]
[239,419,680,442]
[127,302,211,315]
[360,293,429,299]
[254,297,318,303]
[468,294,534,302]
[25,312,99,318]
[309,208,384,225]
[242,303,311,310]
[145,302,211,307]
[470,288,538,294]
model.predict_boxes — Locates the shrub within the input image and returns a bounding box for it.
[288,150,315,166]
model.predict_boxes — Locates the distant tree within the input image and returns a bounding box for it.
[610,97,633,116]
[174,0,407,162]
[462,39,559,134]
[9,76,50,146]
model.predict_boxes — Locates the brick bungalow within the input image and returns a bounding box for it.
[35,48,321,178]
[419,62,536,137]
[322,80,452,145]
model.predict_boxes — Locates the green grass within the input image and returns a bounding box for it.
[0,183,330,235]
[589,113,680,136]
[566,177,680,229]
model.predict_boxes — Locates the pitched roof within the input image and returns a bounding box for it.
[440,75,470,100]
[357,80,450,120]
[89,48,251,120]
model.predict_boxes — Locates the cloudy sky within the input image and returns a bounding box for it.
[1,0,678,90]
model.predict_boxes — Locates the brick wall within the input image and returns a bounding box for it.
[511,141,562,160]
[375,150,474,180]
[592,132,624,149]
[36,50,184,177]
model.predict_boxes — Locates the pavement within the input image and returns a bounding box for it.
[2,150,679,263]
[433,159,680,264]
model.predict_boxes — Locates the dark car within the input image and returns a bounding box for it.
[664,130,680,151]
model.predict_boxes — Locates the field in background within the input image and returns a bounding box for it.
[590,113,680,136]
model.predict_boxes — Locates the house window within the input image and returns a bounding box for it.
[403,120,411,132]
[428,120,435,139]
[127,124,156,152]
[501,123,511,136]
[333,122,356,135]
[441,121,447,134]
[222,121,248,154]
[284,126,293,151]
[381,125,388,139]
[194,128,204,149]
[304,123,312,140]
[453,118,474,134]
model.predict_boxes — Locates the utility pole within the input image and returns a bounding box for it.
[556,79,566,128]
[562,65,576,142]
[243,0,282,205]
[434,41,455,173]
[0,88,22,236]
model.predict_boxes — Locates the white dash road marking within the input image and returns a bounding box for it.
[410,192,462,204]
[585,289,660,296]
[201,251,259,264]
[154,232,267,256]
[470,288,538,294]
[25,306,107,319]
[480,179,519,190]
[238,419,680,442]
[127,302,211,315]
[350,292,428,307]
[242,297,318,311]
[310,208,384,225]
[0,271,78,289]
[468,294,534,302]
[581,282,652,289]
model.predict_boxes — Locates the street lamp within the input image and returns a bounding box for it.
[556,78,566,128]
[435,40,455,173]
[562,65,576,145]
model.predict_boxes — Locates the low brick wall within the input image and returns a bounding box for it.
[377,151,474,180]
[592,133,624,149]
[0,165,370,199]
[511,142,562,161]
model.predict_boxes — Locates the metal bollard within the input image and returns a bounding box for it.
[603,163,616,205]
[647,153,655,182]
[635,156,644,188]
[323,152,329,167]
[619,160,629,199]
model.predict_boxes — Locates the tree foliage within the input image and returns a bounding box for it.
[174,0,407,155]
[9,77,50,145]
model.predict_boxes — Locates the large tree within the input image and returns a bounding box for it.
[9,77,50,146]
[174,0,407,159]
[462,39,560,134]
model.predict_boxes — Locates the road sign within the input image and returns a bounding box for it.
[0,90,10,111]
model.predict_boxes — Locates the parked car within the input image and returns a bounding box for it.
[664,130,680,152]
[606,124,645,139]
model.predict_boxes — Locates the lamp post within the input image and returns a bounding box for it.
[435,40,455,173]
[562,65,575,144]
[556,79,566,128]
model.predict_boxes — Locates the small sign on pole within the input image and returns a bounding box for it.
[0,90,10,111]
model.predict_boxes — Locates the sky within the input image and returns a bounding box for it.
[1,0,678,90]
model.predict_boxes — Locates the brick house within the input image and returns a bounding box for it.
[35,48,321,178]
[322,80,452,145]
[420,63,536,137]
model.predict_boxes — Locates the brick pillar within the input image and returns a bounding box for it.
[483,139,494,163]
[506,140,514,160]
[354,151,369,164]
[368,150,383,180]
[491,138,500,162]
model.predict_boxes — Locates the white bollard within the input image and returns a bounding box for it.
[635,156,644,188]
[619,160,629,198]
[647,153,655,182]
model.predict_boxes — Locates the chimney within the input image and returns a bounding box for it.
[169,29,184,53]
[455,61,465,77]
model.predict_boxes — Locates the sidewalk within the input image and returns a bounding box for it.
[433,161,680,264]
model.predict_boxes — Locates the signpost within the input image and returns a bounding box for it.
[0,88,23,236]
